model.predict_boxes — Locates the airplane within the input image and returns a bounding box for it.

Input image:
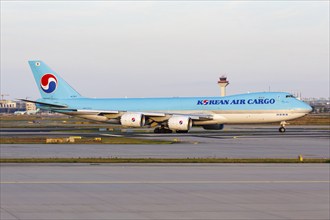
[14,110,26,115]
[20,60,312,133]
[14,108,39,115]
[26,108,40,115]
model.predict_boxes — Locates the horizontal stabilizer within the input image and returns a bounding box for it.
[18,99,67,108]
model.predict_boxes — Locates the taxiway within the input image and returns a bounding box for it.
[1,163,329,220]
[1,126,329,159]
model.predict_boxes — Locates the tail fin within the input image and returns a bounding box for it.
[28,60,81,99]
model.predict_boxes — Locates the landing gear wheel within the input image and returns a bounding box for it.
[279,121,288,133]
[279,127,286,133]
[154,127,161,134]
[163,128,173,133]
[154,127,173,134]
[176,130,189,133]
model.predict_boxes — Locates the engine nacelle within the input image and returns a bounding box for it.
[168,116,192,131]
[120,113,145,127]
[202,124,224,130]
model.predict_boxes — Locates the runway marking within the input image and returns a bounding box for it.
[1,180,329,184]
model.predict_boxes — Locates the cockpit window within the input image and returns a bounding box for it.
[286,95,295,98]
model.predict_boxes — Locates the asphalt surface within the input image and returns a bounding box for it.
[1,126,329,159]
[1,126,329,220]
[1,163,329,220]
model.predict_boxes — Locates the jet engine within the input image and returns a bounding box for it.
[168,116,192,131]
[120,113,145,127]
[202,124,224,130]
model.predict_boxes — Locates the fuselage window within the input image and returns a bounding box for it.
[286,95,295,98]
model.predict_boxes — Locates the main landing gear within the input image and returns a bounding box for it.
[153,126,189,134]
[154,126,173,134]
[279,121,287,133]
[176,130,189,133]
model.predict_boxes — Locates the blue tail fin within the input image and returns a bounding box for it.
[28,61,82,99]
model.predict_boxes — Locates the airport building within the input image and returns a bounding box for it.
[0,100,19,114]
[303,98,330,113]
[26,102,37,111]
[0,100,16,108]
[0,100,36,114]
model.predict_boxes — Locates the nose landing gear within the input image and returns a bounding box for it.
[279,121,288,133]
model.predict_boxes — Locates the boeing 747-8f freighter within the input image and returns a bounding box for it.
[20,61,312,133]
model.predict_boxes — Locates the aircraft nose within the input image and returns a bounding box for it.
[306,104,313,113]
[300,101,312,113]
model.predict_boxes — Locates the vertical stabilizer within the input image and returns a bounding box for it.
[28,60,81,99]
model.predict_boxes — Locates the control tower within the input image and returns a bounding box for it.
[218,76,229,97]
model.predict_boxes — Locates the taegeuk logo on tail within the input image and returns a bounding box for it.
[40,74,58,93]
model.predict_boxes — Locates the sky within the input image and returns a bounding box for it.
[1,1,329,100]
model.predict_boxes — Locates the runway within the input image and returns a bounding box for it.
[1,163,329,220]
[1,126,329,219]
[1,126,329,159]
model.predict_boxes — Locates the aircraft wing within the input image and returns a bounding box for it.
[80,110,213,121]
[51,109,164,116]
[52,108,213,121]
[168,113,213,121]
[19,99,213,123]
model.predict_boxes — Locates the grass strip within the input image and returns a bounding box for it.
[0,158,329,163]
[0,137,173,145]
